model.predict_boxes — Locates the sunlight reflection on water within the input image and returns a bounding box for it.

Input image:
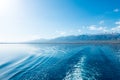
[0,44,119,80]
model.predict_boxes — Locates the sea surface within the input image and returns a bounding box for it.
[0,44,120,80]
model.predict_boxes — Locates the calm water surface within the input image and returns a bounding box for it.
[0,44,120,80]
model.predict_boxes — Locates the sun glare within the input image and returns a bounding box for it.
[0,0,18,16]
[0,0,11,11]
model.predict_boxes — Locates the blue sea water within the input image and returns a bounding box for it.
[0,44,120,80]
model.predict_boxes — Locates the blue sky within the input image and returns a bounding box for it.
[0,0,120,42]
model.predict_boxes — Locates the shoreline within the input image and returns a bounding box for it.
[0,40,120,44]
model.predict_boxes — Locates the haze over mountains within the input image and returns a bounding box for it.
[32,33,120,43]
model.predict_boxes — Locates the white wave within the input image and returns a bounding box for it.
[63,56,86,80]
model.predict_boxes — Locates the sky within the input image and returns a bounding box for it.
[0,0,120,42]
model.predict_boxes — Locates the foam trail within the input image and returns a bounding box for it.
[64,56,86,80]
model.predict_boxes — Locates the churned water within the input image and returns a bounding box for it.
[0,44,120,80]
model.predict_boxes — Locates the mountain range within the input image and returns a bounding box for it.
[32,33,120,43]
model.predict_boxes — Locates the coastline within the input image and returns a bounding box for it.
[0,40,120,44]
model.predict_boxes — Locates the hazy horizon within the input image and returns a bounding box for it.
[0,0,120,42]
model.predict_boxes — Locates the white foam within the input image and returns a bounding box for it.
[63,56,86,80]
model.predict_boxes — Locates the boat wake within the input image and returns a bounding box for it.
[0,44,120,80]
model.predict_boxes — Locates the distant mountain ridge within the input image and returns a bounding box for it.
[32,33,120,43]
